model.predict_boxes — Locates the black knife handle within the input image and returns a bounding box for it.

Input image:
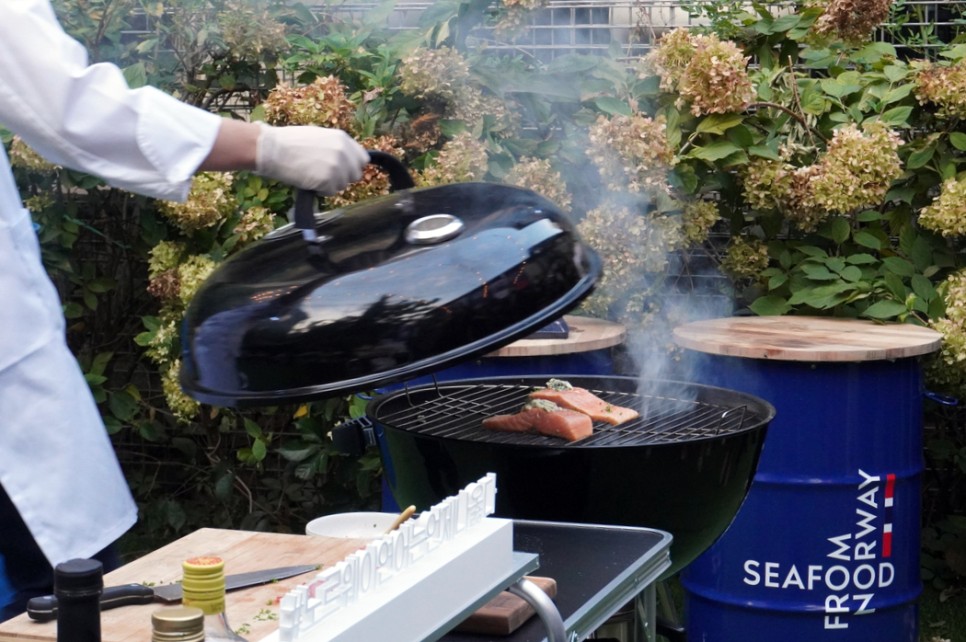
[26,583,156,622]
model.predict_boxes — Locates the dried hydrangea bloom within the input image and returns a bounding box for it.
[785,164,827,232]
[503,158,572,210]
[416,132,490,187]
[399,47,471,105]
[23,194,54,214]
[719,235,769,281]
[163,360,200,422]
[159,172,237,234]
[148,241,188,279]
[643,29,754,115]
[920,176,966,237]
[494,0,546,38]
[914,60,966,120]
[233,206,277,246]
[177,254,218,306]
[147,269,181,303]
[677,35,755,116]
[451,87,516,136]
[810,0,893,45]
[577,202,685,323]
[741,158,795,211]
[588,113,675,195]
[681,199,720,244]
[8,136,59,172]
[926,270,966,398]
[262,77,356,132]
[328,135,406,208]
[219,1,288,59]
[640,28,694,93]
[399,114,443,155]
[806,121,902,215]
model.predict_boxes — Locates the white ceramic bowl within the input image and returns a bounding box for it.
[305,512,399,539]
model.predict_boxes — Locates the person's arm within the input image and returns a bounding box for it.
[0,0,368,201]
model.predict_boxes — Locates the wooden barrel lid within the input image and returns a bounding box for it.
[673,316,942,362]
[487,315,626,358]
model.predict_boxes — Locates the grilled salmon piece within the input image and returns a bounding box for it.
[482,400,593,442]
[530,378,639,426]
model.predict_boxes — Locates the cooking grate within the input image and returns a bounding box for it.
[372,380,764,448]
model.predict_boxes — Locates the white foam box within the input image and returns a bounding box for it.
[263,517,520,642]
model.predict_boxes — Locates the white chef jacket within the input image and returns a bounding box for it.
[0,0,222,566]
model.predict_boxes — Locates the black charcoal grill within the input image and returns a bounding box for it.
[366,375,775,577]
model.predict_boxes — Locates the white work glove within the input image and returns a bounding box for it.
[254,123,369,194]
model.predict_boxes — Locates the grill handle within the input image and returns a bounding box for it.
[294,151,415,254]
[331,416,377,458]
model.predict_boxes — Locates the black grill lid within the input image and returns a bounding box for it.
[179,154,601,407]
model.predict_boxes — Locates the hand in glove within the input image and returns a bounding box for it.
[255,123,369,194]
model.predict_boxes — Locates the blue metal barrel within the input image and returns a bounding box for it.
[673,317,941,642]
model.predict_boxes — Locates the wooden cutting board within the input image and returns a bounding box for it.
[0,528,554,641]
[0,528,368,642]
[673,316,942,362]
[454,576,557,636]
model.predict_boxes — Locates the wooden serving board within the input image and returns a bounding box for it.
[453,576,556,636]
[0,528,369,642]
[673,316,942,362]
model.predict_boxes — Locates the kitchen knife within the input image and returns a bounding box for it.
[26,564,318,622]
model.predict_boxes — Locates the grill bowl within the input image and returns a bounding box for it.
[367,375,774,576]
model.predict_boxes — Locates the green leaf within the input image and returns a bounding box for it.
[748,145,782,161]
[906,144,936,169]
[847,253,878,265]
[878,106,913,127]
[671,164,699,195]
[883,256,916,276]
[594,96,633,116]
[840,266,863,282]
[801,264,838,281]
[950,132,966,151]
[243,418,264,439]
[854,230,883,249]
[822,217,851,244]
[862,300,908,319]
[883,65,908,83]
[768,272,788,290]
[688,141,742,162]
[749,295,792,315]
[108,390,139,423]
[912,274,937,302]
[696,113,745,135]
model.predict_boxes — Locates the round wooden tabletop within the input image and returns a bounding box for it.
[673,315,942,362]
[487,315,626,358]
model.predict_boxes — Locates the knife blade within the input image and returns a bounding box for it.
[26,564,318,622]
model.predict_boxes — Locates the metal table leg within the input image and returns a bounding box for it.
[507,577,567,642]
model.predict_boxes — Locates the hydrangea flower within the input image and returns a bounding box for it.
[503,158,572,210]
[588,113,675,195]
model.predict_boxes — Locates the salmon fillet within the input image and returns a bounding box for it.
[482,400,593,442]
[530,378,639,426]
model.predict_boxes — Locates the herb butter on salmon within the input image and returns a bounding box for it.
[529,378,639,426]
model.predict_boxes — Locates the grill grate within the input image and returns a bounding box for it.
[373,381,762,448]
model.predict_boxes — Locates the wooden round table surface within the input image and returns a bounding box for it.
[487,315,626,357]
[673,315,942,362]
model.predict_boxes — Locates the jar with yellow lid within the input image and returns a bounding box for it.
[180,557,248,641]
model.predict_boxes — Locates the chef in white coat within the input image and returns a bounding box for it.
[0,0,370,620]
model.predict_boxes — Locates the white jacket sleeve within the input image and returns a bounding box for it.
[0,0,221,201]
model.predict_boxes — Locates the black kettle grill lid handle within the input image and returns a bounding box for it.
[294,151,415,246]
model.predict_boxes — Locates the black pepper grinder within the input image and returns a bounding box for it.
[54,558,103,642]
